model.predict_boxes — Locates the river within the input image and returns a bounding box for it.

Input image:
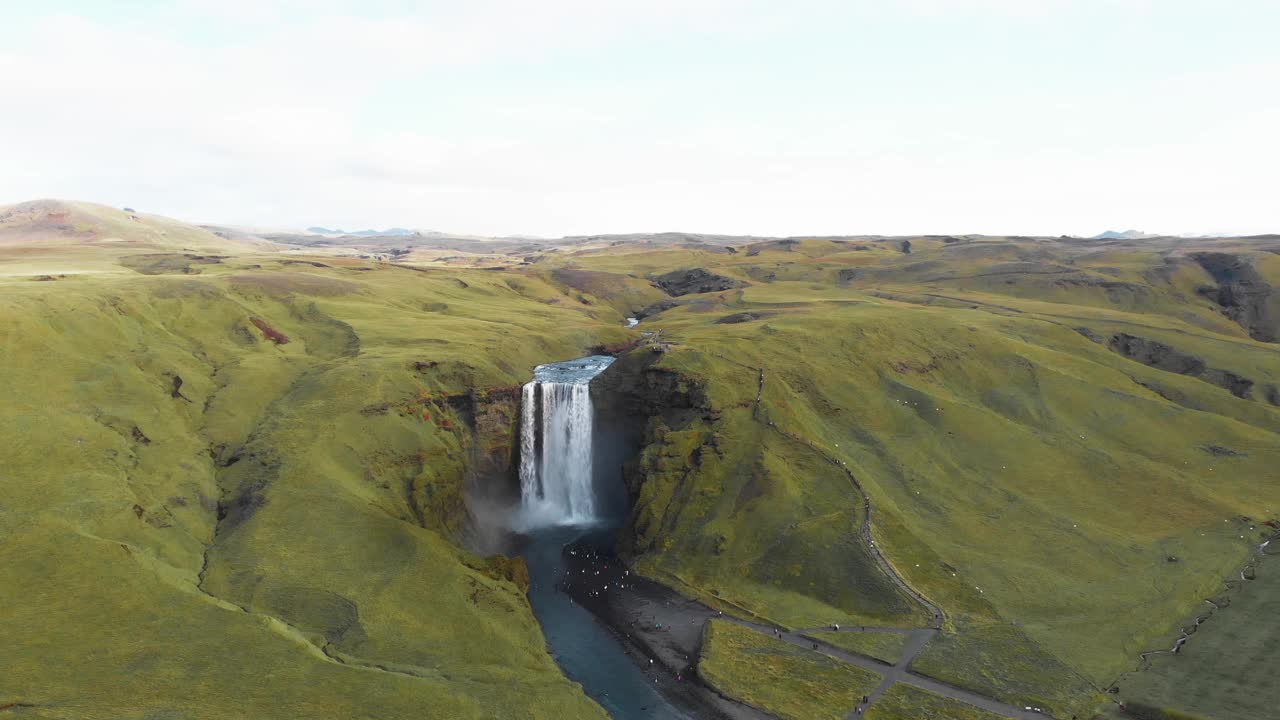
[523,526,688,720]
[516,356,690,720]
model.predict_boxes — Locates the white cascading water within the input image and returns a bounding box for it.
[518,355,615,528]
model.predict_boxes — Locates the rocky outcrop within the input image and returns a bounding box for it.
[120,253,226,275]
[1190,252,1278,342]
[652,268,745,297]
[593,350,710,420]
[1074,327,1105,343]
[1108,333,1255,399]
[715,312,765,324]
[744,238,799,256]
[837,268,863,284]
[1109,334,1207,375]
[635,299,678,319]
[591,350,714,508]
[439,385,524,550]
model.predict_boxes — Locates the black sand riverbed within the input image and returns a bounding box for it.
[560,530,773,720]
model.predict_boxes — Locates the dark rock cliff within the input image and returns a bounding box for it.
[1190,252,1279,342]
[652,268,746,297]
[1108,333,1255,399]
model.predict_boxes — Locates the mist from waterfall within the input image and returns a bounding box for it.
[517,355,615,529]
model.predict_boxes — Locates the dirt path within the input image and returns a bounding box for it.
[765,421,944,629]
[572,552,1041,720]
[585,361,1046,718]
[752,374,1044,718]
[720,617,1041,720]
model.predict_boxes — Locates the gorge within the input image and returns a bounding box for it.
[516,356,690,719]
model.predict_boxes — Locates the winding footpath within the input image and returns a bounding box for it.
[767,421,945,630]
[658,354,1270,720]
[728,619,1043,720]
[743,369,1040,719]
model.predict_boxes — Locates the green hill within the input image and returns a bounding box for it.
[0,244,628,719]
[2,213,1277,720]
[559,235,1279,718]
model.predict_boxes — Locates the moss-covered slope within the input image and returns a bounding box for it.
[559,235,1280,718]
[4,221,1279,720]
[0,253,629,719]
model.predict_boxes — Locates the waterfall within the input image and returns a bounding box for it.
[518,355,615,528]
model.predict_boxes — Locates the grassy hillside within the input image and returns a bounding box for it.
[1104,551,1279,720]
[0,240,630,718]
[805,631,912,665]
[0,199,274,254]
[559,235,1280,718]
[865,684,1008,720]
[3,212,1277,720]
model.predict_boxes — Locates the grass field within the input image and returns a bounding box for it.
[865,684,1009,720]
[805,630,913,665]
[3,202,1279,719]
[1103,552,1279,720]
[0,234,630,718]
[697,619,882,720]
[566,236,1280,718]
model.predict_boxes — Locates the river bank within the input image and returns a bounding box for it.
[560,531,773,720]
[519,526,689,720]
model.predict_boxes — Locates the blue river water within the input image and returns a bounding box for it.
[518,356,689,720]
[523,526,688,720]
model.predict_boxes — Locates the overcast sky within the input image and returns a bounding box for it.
[2,0,1277,237]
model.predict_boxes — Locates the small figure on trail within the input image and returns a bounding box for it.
[832,623,840,631]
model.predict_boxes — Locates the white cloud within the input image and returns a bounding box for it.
[0,1,1276,236]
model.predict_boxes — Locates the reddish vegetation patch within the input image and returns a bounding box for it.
[249,317,290,344]
[480,385,521,402]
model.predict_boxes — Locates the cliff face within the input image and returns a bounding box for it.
[442,384,524,552]
[598,346,929,638]
[590,347,714,507]
[1191,252,1279,343]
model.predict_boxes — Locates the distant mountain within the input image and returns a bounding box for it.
[306,226,418,237]
[1091,229,1156,240]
